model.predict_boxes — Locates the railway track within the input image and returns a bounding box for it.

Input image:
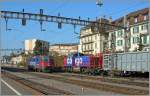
[1,70,74,95]
[2,67,149,95]
[24,72,149,95]
[9,65,148,87]
[53,73,149,87]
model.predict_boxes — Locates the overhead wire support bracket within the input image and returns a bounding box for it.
[39,9,45,31]
[4,17,8,31]
[0,10,126,31]
[22,9,26,26]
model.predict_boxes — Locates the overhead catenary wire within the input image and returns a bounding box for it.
[107,1,148,17]
[90,0,148,20]
[49,0,70,14]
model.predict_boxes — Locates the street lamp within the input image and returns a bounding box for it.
[96,0,103,7]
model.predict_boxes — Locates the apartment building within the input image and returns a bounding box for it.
[25,39,49,54]
[49,43,78,56]
[108,8,149,52]
[79,8,149,54]
[79,18,110,55]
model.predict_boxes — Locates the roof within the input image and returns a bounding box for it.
[80,17,110,31]
[112,8,149,25]
[51,43,78,46]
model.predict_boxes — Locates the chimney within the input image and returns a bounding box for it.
[109,16,112,23]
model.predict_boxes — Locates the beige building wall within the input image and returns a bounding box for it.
[25,39,49,54]
[49,44,78,56]
[79,26,107,55]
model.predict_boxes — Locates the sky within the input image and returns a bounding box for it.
[0,0,149,51]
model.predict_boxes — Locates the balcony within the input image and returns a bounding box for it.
[82,41,93,44]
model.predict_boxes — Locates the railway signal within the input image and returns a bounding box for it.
[39,9,46,31]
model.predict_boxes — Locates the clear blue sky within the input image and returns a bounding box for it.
[0,0,149,50]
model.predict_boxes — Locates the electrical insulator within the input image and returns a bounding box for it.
[22,9,24,13]
[40,9,43,15]
[58,22,62,29]
[22,18,26,26]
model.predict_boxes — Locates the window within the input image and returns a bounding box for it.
[133,26,139,33]
[91,44,93,50]
[117,30,123,37]
[86,37,88,42]
[111,32,115,39]
[144,14,148,21]
[141,24,148,30]
[143,36,147,44]
[89,36,92,41]
[82,45,85,51]
[95,43,97,48]
[88,44,90,50]
[117,40,123,46]
[133,37,139,44]
[127,21,129,27]
[81,39,83,43]
[95,35,97,40]
[89,44,91,50]
[134,17,138,23]
[88,36,90,42]
[83,38,85,43]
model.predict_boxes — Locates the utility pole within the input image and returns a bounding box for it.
[149,2,150,50]
[96,0,103,54]
[0,10,2,85]
[148,1,150,92]
[96,0,105,76]
[124,15,128,52]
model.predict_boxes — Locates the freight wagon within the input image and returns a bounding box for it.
[103,51,150,76]
[28,55,54,72]
[52,56,65,72]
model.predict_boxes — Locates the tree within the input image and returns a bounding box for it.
[33,40,49,55]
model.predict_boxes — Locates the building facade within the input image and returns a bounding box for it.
[108,8,149,52]
[79,18,110,55]
[79,8,149,55]
[10,55,23,64]
[25,39,49,54]
[49,43,78,56]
